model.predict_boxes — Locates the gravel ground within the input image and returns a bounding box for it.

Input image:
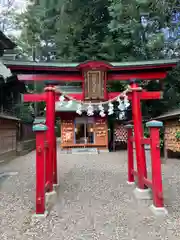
[0,150,180,240]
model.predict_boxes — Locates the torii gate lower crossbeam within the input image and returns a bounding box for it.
[23,84,162,193]
[24,85,57,192]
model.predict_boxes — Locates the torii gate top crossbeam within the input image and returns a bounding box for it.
[4,59,178,83]
[4,59,178,72]
[6,59,178,102]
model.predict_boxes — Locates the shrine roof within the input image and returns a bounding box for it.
[55,101,79,112]
[3,59,179,72]
[155,109,180,121]
[56,86,82,94]
[0,31,16,50]
[0,114,20,121]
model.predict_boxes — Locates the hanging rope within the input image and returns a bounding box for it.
[55,85,131,106]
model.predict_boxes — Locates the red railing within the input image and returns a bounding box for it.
[33,123,57,215]
[126,120,164,210]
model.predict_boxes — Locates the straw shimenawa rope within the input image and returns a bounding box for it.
[55,85,137,106]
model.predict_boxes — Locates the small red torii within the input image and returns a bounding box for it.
[5,59,178,215]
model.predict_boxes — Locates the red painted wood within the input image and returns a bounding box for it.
[140,91,162,100]
[108,91,162,100]
[23,93,47,102]
[149,126,164,208]
[46,88,56,192]
[108,72,167,80]
[131,82,147,189]
[104,72,108,100]
[77,61,112,70]
[130,137,150,145]
[35,130,46,214]
[44,140,51,192]
[141,138,150,145]
[7,62,176,72]
[45,181,50,192]
[53,135,57,185]
[137,89,148,184]
[54,91,162,102]
[18,74,83,81]
[143,177,152,188]
[82,72,85,100]
[127,128,134,183]
[8,65,79,72]
[132,170,138,177]
[18,72,166,82]
[23,91,161,104]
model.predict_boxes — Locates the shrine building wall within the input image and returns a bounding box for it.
[59,114,108,150]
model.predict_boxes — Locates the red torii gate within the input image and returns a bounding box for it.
[5,59,178,215]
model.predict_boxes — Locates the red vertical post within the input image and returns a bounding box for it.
[45,85,57,191]
[33,123,48,215]
[137,103,147,181]
[130,80,147,189]
[104,71,108,100]
[53,126,58,185]
[146,120,164,208]
[125,124,134,184]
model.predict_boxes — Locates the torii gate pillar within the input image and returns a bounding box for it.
[23,84,58,192]
[130,79,147,189]
[45,85,57,190]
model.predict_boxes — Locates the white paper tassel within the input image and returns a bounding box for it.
[76,103,83,115]
[108,102,114,115]
[59,95,65,106]
[119,111,125,120]
[87,103,94,116]
[98,103,104,111]
[66,100,73,108]
[98,103,106,117]
[100,111,106,117]
[124,95,130,108]
[118,99,125,111]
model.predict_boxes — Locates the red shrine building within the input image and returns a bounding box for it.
[4,59,178,151]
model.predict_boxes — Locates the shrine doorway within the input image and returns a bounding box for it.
[74,117,94,144]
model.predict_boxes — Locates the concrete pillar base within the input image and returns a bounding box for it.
[32,210,48,219]
[133,187,152,200]
[127,181,135,185]
[150,204,168,216]
[46,190,57,204]
[53,184,59,190]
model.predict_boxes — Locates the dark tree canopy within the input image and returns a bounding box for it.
[14,0,180,117]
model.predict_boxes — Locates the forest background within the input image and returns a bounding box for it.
[0,0,180,119]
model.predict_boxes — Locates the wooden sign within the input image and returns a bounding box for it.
[62,120,74,143]
[84,70,105,100]
[95,119,106,138]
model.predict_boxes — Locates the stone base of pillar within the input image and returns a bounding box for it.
[53,184,59,189]
[32,210,48,219]
[133,187,152,200]
[127,181,135,185]
[149,204,168,216]
[46,190,57,206]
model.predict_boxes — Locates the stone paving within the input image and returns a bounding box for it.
[0,150,180,239]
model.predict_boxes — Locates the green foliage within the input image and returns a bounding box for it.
[14,102,34,123]
[144,125,150,138]
[14,0,180,119]
[175,131,180,140]
[107,0,178,61]
[16,0,179,62]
